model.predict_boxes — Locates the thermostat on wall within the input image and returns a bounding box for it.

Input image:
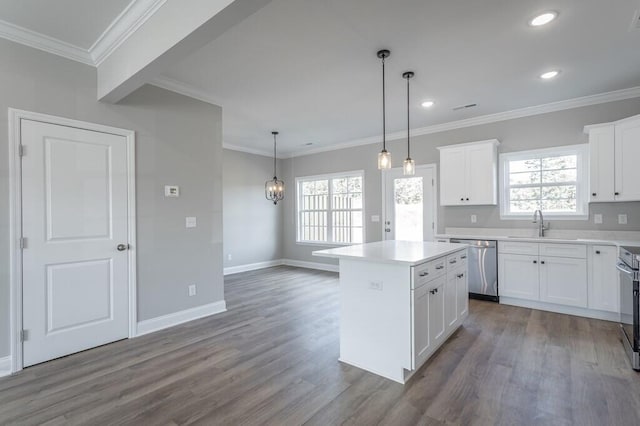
[164,185,180,197]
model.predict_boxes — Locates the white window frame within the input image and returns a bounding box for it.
[499,144,589,220]
[295,170,365,246]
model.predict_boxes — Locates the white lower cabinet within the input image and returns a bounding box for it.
[588,245,619,313]
[539,257,588,308]
[412,250,468,369]
[499,253,540,300]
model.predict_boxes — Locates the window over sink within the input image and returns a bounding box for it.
[499,145,588,220]
[296,171,364,244]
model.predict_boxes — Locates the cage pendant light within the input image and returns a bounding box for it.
[265,131,284,205]
[402,71,415,176]
[377,49,391,170]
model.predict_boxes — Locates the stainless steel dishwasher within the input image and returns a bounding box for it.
[450,239,498,302]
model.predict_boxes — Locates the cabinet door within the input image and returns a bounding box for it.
[588,126,615,203]
[429,281,446,347]
[445,272,458,328]
[439,147,466,206]
[540,257,588,307]
[498,254,539,300]
[588,245,619,313]
[615,119,640,201]
[456,269,469,318]
[465,143,497,205]
[412,284,431,365]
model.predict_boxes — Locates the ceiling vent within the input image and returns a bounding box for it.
[452,103,478,111]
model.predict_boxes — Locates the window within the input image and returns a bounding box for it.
[296,171,364,244]
[500,145,588,219]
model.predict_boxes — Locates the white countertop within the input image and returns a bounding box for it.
[435,233,640,247]
[313,240,466,266]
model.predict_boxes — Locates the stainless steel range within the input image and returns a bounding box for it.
[617,246,640,370]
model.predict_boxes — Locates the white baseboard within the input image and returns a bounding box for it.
[282,259,339,273]
[224,259,284,275]
[500,297,619,322]
[0,356,11,378]
[136,300,227,337]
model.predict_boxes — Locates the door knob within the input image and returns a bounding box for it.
[385,228,391,232]
[117,244,128,251]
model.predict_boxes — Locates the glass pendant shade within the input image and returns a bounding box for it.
[378,149,392,170]
[265,131,284,205]
[403,157,415,175]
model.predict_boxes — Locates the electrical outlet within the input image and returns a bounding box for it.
[227,254,232,261]
[185,217,197,228]
[618,214,628,225]
[369,281,383,291]
[471,214,477,224]
[188,284,197,296]
[594,214,603,224]
[371,215,380,223]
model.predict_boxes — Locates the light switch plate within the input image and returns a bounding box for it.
[369,281,383,291]
[164,185,180,197]
[594,214,603,224]
[186,217,197,228]
[188,284,196,296]
[371,215,380,223]
[471,214,477,224]
[618,214,628,225]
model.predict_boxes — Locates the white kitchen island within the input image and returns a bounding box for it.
[313,240,469,384]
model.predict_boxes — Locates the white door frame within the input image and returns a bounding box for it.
[381,163,439,240]
[8,108,137,374]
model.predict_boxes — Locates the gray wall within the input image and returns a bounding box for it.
[0,39,224,358]
[282,97,640,265]
[223,149,283,268]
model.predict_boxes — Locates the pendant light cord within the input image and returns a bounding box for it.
[273,132,278,179]
[382,55,386,151]
[406,74,410,158]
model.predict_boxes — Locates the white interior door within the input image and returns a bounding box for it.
[21,119,130,367]
[383,165,436,241]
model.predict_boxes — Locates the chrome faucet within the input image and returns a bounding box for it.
[532,209,548,237]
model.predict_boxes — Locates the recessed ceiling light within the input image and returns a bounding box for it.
[421,100,435,108]
[530,11,557,26]
[540,70,560,80]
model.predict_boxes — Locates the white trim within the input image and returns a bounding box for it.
[499,144,589,220]
[90,0,168,66]
[381,164,439,241]
[136,300,227,337]
[224,259,284,275]
[223,143,274,158]
[0,19,93,65]
[282,259,339,273]
[500,297,619,322]
[0,356,11,378]
[436,139,500,150]
[8,108,136,374]
[150,76,226,108]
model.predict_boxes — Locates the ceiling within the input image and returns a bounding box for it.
[0,0,639,156]
[0,0,132,49]
[160,0,640,155]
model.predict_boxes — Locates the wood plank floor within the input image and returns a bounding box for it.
[1,265,640,425]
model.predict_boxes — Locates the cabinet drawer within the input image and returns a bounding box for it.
[539,243,586,259]
[413,257,446,289]
[446,251,467,272]
[498,241,539,256]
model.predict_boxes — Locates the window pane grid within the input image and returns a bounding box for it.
[297,173,363,244]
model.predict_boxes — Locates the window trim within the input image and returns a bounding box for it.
[499,144,589,220]
[295,170,365,246]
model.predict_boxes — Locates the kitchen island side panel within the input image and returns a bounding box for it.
[338,259,412,383]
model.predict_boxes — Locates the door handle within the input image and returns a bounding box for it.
[117,244,129,251]
[385,228,391,232]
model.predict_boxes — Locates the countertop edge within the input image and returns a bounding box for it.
[434,234,640,247]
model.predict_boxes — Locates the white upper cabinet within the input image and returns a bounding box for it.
[585,114,640,202]
[438,139,500,206]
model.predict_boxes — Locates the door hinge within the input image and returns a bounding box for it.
[20,329,29,342]
[432,179,434,186]
[18,145,24,157]
[432,222,435,230]
[19,237,26,249]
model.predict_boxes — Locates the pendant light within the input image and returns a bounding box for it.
[402,71,415,175]
[377,49,391,170]
[265,131,284,205]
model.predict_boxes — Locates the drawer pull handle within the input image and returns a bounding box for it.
[541,260,545,265]
[595,250,601,254]
[449,260,457,264]
[419,272,429,277]
[533,260,537,264]
[457,273,464,278]
[436,265,444,270]
[460,255,467,259]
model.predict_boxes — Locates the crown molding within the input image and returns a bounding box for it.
[285,85,640,158]
[223,143,276,158]
[150,76,226,107]
[90,0,167,66]
[0,19,93,65]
